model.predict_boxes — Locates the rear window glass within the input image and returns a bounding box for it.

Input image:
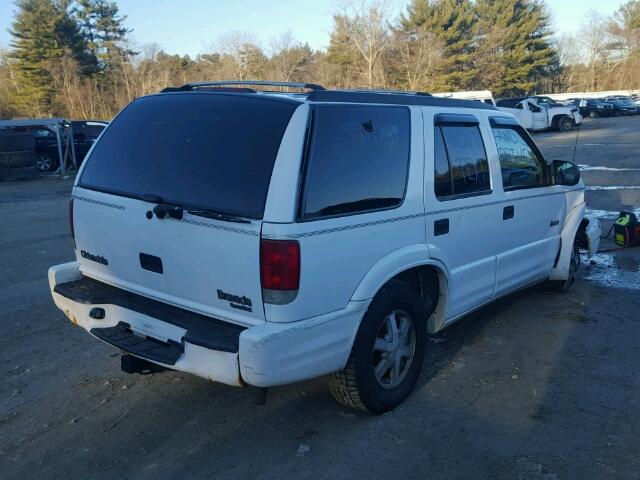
[79,93,298,219]
[300,105,410,220]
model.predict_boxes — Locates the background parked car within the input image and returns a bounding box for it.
[10,120,107,172]
[496,97,581,131]
[604,96,638,116]
[567,98,614,118]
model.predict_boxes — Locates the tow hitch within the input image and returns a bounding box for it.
[121,354,167,375]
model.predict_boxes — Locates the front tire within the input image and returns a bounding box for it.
[557,116,574,132]
[588,110,597,119]
[548,246,580,293]
[329,280,428,414]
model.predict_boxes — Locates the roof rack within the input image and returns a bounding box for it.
[161,80,325,93]
[306,90,498,110]
[338,88,432,97]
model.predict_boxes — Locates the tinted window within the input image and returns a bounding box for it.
[32,128,54,137]
[434,127,452,197]
[527,102,541,113]
[301,105,410,219]
[434,123,491,199]
[72,122,106,139]
[491,126,549,189]
[80,93,298,219]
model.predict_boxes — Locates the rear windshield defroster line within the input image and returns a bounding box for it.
[79,93,299,219]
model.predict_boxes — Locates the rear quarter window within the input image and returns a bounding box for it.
[300,105,410,220]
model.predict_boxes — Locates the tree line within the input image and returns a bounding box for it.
[1,0,639,120]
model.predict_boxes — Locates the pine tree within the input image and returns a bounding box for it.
[474,0,557,97]
[9,0,86,115]
[398,0,477,91]
[74,0,131,74]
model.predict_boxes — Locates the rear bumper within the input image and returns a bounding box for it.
[49,262,365,387]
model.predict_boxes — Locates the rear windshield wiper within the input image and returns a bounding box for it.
[186,209,250,224]
[142,194,250,224]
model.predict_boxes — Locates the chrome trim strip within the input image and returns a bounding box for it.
[177,218,259,236]
[262,213,425,239]
[73,195,125,210]
[265,187,585,239]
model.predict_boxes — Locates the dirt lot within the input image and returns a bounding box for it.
[1,116,640,480]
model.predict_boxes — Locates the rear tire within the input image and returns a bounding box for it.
[329,280,429,414]
[588,110,597,119]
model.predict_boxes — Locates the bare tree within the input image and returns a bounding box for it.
[579,10,610,90]
[392,25,442,91]
[333,1,392,88]
[213,31,266,80]
[268,31,314,82]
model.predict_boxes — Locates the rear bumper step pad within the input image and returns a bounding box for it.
[54,276,246,353]
[92,322,182,365]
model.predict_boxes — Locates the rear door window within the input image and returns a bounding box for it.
[79,93,299,219]
[300,105,410,220]
[433,116,491,200]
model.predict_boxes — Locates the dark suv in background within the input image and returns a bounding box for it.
[568,99,614,118]
[11,120,107,172]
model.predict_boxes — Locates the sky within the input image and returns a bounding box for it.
[0,0,627,56]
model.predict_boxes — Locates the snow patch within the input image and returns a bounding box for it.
[586,208,640,220]
[587,186,640,191]
[579,164,640,172]
[582,253,640,291]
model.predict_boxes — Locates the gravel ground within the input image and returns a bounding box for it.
[1,116,639,480]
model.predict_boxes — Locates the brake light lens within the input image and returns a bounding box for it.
[69,198,75,246]
[260,239,300,304]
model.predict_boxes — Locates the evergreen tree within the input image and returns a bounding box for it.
[474,0,557,96]
[398,0,476,91]
[9,0,87,115]
[74,0,131,74]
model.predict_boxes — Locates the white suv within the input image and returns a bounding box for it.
[49,81,601,413]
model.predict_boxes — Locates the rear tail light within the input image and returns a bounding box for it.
[260,239,300,305]
[69,198,76,247]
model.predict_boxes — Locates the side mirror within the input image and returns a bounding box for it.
[553,160,580,186]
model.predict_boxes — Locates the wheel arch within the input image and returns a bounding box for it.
[350,245,450,333]
[549,201,585,281]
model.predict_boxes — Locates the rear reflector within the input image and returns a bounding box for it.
[260,239,300,304]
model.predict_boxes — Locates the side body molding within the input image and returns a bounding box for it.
[350,244,450,333]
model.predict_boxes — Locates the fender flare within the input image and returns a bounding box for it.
[549,202,585,280]
[350,244,450,333]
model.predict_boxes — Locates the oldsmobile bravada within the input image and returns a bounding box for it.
[49,81,600,413]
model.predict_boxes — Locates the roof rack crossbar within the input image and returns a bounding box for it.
[179,80,326,91]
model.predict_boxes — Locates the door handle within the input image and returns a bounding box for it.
[434,218,449,236]
[503,205,514,220]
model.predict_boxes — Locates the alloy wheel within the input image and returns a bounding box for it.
[372,309,416,389]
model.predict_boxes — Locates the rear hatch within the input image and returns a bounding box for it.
[73,92,300,325]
